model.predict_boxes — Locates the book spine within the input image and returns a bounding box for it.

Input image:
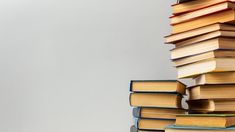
[134,118,139,129]
[133,107,141,118]
[130,80,133,92]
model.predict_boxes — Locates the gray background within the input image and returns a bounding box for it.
[0,0,177,132]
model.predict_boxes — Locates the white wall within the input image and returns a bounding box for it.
[0,0,176,132]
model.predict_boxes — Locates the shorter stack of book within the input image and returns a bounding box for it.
[166,114,235,132]
[129,80,186,132]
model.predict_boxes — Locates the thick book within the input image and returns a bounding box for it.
[175,114,235,128]
[189,84,235,100]
[130,80,186,95]
[171,2,235,24]
[134,118,175,131]
[176,58,235,78]
[129,93,182,108]
[171,10,235,34]
[188,99,235,113]
[165,23,235,44]
[195,72,235,85]
[170,37,235,60]
[173,50,235,67]
[172,0,235,15]
[133,107,185,119]
[131,126,164,132]
[174,30,235,48]
[166,125,235,132]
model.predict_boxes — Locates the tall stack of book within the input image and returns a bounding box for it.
[129,80,186,132]
[165,0,235,113]
[165,114,235,132]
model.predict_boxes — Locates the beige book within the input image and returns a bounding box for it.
[189,84,235,100]
[165,23,235,44]
[172,10,235,34]
[129,93,182,108]
[176,114,235,128]
[195,72,235,85]
[175,30,235,48]
[177,58,235,78]
[173,50,235,67]
[171,37,235,60]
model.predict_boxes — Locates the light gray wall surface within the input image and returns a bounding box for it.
[0,0,176,132]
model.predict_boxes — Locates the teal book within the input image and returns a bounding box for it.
[165,125,235,132]
[131,126,164,132]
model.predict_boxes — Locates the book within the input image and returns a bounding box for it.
[133,107,186,119]
[174,30,235,48]
[171,2,235,25]
[172,0,235,15]
[195,72,235,85]
[165,125,235,132]
[188,99,235,113]
[134,118,175,131]
[177,0,191,4]
[176,58,235,78]
[165,23,235,44]
[131,126,164,132]
[189,84,235,100]
[130,80,186,95]
[173,50,235,67]
[170,37,235,60]
[171,10,235,34]
[129,93,182,108]
[175,114,235,128]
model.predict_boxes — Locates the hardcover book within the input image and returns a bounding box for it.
[175,114,235,128]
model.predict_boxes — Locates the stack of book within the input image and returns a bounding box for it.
[165,0,235,113]
[129,80,186,132]
[165,114,235,132]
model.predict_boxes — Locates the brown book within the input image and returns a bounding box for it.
[172,0,235,15]
[189,84,235,100]
[170,37,235,60]
[188,99,235,113]
[129,93,182,108]
[171,10,235,34]
[174,30,235,48]
[173,50,235,67]
[134,118,175,131]
[195,72,235,85]
[130,80,186,95]
[171,2,235,24]
[176,58,235,78]
[176,114,235,128]
[133,107,186,119]
[165,23,235,44]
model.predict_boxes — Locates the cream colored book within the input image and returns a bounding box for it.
[195,72,235,85]
[175,30,235,48]
[171,37,235,60]
[165,23,235,44]
[173,50,235,67]
[177,58,235,78]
